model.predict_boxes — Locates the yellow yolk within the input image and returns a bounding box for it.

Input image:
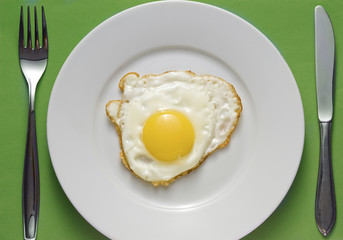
[142,110,195,161]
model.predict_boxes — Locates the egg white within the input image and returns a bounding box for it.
[106,71,242,184]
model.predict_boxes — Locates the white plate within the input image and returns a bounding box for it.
[47,1,304,239]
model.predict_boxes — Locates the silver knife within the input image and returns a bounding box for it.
[315,5,336,236]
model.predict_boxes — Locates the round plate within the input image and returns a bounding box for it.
[47,1,304,239]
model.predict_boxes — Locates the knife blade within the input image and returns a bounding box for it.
[314,5,336,236]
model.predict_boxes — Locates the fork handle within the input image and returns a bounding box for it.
[22,105,40,240]
[315,121,336,236]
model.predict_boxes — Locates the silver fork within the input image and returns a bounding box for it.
[19,6,48,240]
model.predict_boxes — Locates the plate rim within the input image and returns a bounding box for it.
[47,1,305,239]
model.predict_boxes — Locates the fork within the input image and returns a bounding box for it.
[19,6,48,240]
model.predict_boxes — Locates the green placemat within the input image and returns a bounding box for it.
[1,0,342,239]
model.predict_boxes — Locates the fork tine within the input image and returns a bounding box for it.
[27,7,32,49]
[42,6,48,49]
[19,6,24,50]
[34,6,40,49]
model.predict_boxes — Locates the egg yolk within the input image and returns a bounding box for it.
[142,110,195,162]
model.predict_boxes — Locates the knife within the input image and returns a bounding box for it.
[314,5,336,236]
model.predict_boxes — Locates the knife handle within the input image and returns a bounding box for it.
[315,121,336,236]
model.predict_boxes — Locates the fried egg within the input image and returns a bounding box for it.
[106,71,242,186]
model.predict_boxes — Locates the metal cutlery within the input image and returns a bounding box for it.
[19,6,48,240]
[314,5,336,236]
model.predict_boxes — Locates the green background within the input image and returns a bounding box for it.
[1,0,342,239]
